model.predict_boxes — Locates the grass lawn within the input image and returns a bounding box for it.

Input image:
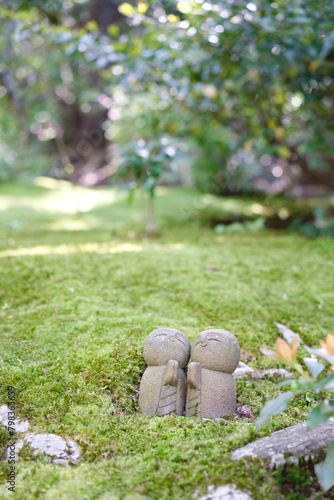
[0,180,334,499]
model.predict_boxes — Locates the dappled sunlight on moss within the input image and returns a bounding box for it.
[47,216,103,232]
[0,242,144,258]
[0,178,121,215]
[0,185,334,499]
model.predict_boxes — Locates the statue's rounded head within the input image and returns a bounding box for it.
[143,328,191,368]
[191,329,240,373]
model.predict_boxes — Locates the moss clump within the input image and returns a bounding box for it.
[273,459,334,499]
[0,183,333,499]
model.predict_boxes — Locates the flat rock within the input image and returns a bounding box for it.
[232,362,292,379]
[262,368,292,378]
[232,361,254,378]
[198,484,252,500]
[11,433,80,466]
[0,405,30,433]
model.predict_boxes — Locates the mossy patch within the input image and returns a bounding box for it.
[0,183,333,499]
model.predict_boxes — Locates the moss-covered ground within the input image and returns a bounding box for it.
[0,180,334,499]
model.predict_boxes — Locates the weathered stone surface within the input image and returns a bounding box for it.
[232,362,292,379]
[198,484,252,500]
[232,362,254,378]
[12,433,80,466]
[143,328,191,368]
[262,368,292,378]
[232,418,334,467]
[186,329,240,418]
[191,330,240,373]
[0,405,30,433]
[139,328,191,416]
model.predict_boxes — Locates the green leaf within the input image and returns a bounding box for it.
[314,373,334,393]
[127,186,137,203]
[276,379,297,388]
[307,400,334,428]
[108,25,120,37]
[315,441,334,491]
[118,3,134,16]
[304,346,334,365]
[277,377,312,392]
[143,177,156,196]
[257,391,295,429]
[303,357,325,378]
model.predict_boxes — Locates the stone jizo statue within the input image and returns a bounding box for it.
[185,329,240,418]
[139,328,191,416]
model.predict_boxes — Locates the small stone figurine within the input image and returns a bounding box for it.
[139,328,191,416]
[186,329,240,418]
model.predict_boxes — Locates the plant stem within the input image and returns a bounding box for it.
[146,196,155,238]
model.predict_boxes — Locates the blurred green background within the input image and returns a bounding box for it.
[0,0,334,237]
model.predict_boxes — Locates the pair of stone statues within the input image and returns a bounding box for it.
[139,328,240,419]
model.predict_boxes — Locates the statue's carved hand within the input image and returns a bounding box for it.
[187,362,201,389]
[163,359,178,386]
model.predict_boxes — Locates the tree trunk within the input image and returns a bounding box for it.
[232,418,334,467]
[289,147,334,188]
[146,197,155,238]
[54,0,128,183]
[90,0,126,33]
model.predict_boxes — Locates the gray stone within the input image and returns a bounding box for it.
[262,368,293,378]
[139,328,191,416]
[232,363,293,379]
[12,433,80,466]
[232,361,254,378]
[0,405,30,433]
[186,329,240,418]
[198,484,252,500]
[232,418,334,467]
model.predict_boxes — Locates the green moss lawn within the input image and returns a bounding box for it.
[1,181,334,499]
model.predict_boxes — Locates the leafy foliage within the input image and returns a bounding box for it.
[116,139,177,199]
[260,331,334,491]
[298,208,334,238]
[115,139,180,234]
[315,441,334,493]
[115,0,334,193]
[1,0,334,194]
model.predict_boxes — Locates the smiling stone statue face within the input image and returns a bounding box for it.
[191,329,240,373]
[143,328,191,368]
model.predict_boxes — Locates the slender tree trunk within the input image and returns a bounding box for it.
[146,197,155,238]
